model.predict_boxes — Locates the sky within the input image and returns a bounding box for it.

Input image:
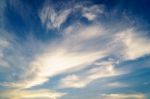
[0,0,150,99]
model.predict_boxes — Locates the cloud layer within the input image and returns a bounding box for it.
[0,0,150,99]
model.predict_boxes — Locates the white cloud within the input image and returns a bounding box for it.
[2,26,150,90]
[39,2,104,30]
[0,31,48,88]
[83,12,97,21]
[1,1,150,99]
[115,29,150,60]
[0,38,10,67]
[63,24,104,46]
[0,89,66,99]
[81,5,104,21]
[106,82,129,88]
[39,5,71,30]
[10,49,106,89]
[3,26,150,90]
[59,75,89,88]
[101,93,146,99]
[1,1,150,96]
[1,22,108,89]
[59,61,122,88]
[58,28,150,89]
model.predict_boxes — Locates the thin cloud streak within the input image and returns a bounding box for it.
[39,4,71,30]
[100,93,146,99]
[0,89,66,99]
[59,61,120,88]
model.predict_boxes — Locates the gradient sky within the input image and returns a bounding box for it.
[0,0,150,99]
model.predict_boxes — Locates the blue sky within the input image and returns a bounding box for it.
[0,0,150,99]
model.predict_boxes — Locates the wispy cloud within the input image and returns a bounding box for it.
[59,60,123,88]
[2,19,150,90]
[81,5,104,21]
[39,1,104,30]
[0,89,66,99]
[0,37,10,67]
[115,29,150,60]
[0,21,108,89]
[100,93,146,99]
[0,0,150,98]
[106,82,129,88]
[5,49,106,89]
[39,4,71,30]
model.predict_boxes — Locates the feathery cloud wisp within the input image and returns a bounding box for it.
[101,93,146,99]
[0,89,66,99]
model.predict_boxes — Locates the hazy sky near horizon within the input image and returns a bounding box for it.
[0,0,150,99]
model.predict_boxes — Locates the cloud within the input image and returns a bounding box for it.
[1,19,150,91]
[39,4,71,30]
[59,60,123,88]
[115,29,150,60]
[1,22,107,89]
[5,49,106,89]
[101,93,146,99]
[39,1,104,30]
[64,24,103,40]
[57,27,150,89]
[0,89,66,99]
[106,82,129,88]
[1,1,150,99]
[59,75,88,88]
[0,37,10,67]
[81,5,104,21]
[0,30,47,87]
[2,22,150,90]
